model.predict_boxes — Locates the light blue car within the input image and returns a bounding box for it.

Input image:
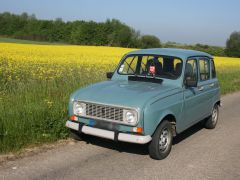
[66,48,221,160]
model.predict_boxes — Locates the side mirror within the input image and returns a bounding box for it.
[185,77,197,87]
[106,72,113,79]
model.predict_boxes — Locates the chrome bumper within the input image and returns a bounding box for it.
[66,120,152,144]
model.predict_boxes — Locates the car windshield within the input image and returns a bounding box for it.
[118,55,183,79]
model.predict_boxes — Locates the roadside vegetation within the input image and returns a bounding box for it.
[0,42,240,154]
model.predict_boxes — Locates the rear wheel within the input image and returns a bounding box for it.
[205,104,219,129]
[148,120,173,160]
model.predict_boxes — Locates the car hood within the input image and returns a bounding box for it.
[71,80,180,109]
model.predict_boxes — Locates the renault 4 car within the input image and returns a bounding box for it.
[66,48,221,160]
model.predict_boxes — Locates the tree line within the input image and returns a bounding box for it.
[163,33,240,57]
[0,12,161,48]
[0,12,239,57]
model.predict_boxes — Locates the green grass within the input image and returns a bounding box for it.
[0,64,108,154]
[218,69,240,95]
[0,37,65,45]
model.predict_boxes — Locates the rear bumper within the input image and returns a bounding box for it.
[66,120,152,144]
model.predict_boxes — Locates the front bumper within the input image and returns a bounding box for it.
[66,120,152,144]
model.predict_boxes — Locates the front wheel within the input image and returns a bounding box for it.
[205,104,219,129]
[148,120,173,160]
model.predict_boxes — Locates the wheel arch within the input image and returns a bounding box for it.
[152,113,177,137]
[215,100,221,107]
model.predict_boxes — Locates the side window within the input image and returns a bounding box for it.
[185,59,198,81]
[211,59,216,78]
[119,56,138,74]
[199,58,210,81]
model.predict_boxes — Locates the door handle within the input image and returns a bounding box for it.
[198,86,204,91]
[209,83,214,87]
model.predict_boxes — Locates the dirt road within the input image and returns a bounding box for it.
[0,92,240,180]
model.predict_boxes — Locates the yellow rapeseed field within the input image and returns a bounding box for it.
[0,43,240,82]
[0,43,133,82]
[0,42,240,153]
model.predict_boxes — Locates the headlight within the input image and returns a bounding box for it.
[73,101,86,116]
[123,109,138,125]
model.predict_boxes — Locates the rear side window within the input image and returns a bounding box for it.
[211,59,216,78]
[199,58,210,81]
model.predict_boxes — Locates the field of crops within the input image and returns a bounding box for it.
[0,43,240,154]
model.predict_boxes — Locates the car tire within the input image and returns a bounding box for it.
[148,120,173,160]
[205,104,219,129]
[70,129,83,141]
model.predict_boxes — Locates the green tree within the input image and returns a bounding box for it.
[140,35,161,48]
[225,31,240,57]
[0,12,164,49]
[106,19,132,47]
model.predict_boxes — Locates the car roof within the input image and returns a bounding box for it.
[127,48,213,60]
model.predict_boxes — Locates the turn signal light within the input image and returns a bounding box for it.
[133,127,143,133]
[70,116,78,121]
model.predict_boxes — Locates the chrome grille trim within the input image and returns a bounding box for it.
[85,103,123,122]
[76,101,139,126]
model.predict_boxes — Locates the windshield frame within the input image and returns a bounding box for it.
[117,54,183,80]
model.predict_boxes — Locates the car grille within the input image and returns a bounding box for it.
[85,102,124,122]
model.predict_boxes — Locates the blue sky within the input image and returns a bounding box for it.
[0,0,240,46]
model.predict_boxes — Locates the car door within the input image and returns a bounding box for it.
[183,58,203,129]
[197,57,213,118]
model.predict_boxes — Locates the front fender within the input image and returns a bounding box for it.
[143,91,184,136]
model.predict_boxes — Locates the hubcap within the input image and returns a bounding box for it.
[159,128,170,151]
[212,106,218,124]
